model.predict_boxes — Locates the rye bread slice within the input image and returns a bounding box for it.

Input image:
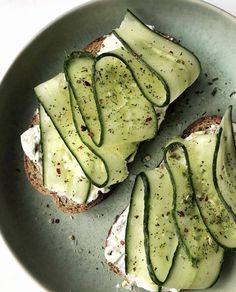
[23,36,110,213]
[105,115,222,282]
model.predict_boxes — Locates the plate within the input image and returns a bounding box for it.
[0,0,236,291]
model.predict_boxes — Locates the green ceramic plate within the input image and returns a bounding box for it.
[0,0,236,291]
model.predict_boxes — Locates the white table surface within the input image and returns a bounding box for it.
[0,0,235,291]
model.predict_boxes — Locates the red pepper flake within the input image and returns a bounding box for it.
[145,117,152,123]
[177,210,185,217]
[99,98,104,104]
[169,50,174,54]
[88,131,94,138]
[184,228,189,233]
[56,168,61,175]
[120,240,125,245]
[79,145,84,149]
[205,195,209,202]
[134,215,139,219]
[166,211,170,216]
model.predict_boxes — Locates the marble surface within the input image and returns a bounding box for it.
[0,0,235,291]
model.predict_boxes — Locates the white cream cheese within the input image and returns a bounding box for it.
[21,125,42,169]
[98,33,122,54]
[87,185,110,203]
[105,208,128,275]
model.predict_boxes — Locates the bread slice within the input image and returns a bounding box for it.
[105,115,222,286]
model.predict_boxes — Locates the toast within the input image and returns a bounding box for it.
[105,115,222,288]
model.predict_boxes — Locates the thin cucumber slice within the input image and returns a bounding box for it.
[213,106,236,220]
[164,141,224,288]
[39,105,91,203]
[64,51,102,146]
[162,247,197,289]
[70,92,130,186]
[125,174,159,291]
[35,73,108,187]
[94,54,157,145]
[164,142,219,263]
[143,166,178,284]
[183,133,236,248]
[111,48,169,107]
[114,10,200,103]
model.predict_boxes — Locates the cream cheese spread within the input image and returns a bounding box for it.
[21,125,42,169]
[98,33,122,54]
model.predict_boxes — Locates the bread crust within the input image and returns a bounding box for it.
[23,36,109,213]
[105,115,222,281]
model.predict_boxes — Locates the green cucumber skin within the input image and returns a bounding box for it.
[64,51,103,147]
[213,106,236,221]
